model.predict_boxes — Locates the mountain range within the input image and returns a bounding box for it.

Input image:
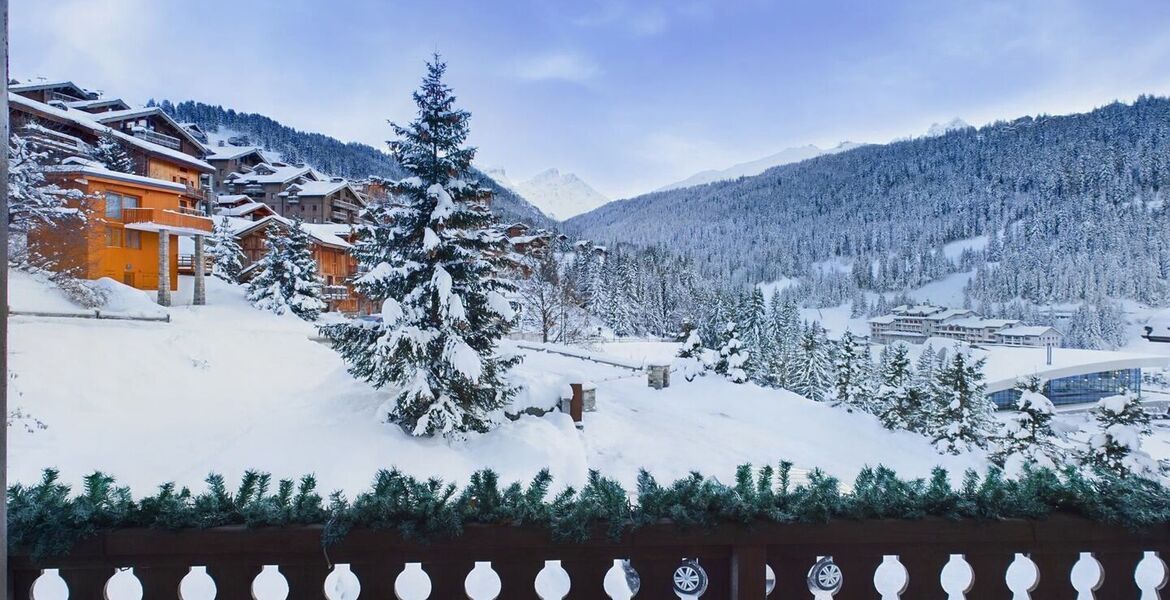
[487,168,609,220]
[657,141,864,191]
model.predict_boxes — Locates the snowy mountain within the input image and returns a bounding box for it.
[566,97,1170,311]
[657,141,863,191]
[508,168,610,220]
[924,117,972,137]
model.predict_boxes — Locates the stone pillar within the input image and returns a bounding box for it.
[647,364,671,389]
[157,229,171,306]
[193,235,206,306]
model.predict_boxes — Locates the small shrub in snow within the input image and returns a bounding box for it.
[246,217,326,321]
[1081,391,1161,479]
[714,322,749,383]
[674,327,707,382]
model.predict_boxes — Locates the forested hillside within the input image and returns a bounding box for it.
[156,100,555,228]
[567,97,1170,308]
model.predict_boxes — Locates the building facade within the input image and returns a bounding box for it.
[868,304,1063,348]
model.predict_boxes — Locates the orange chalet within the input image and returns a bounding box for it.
[10,81,215,305]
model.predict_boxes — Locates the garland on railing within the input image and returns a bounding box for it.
[10,463,1170,559]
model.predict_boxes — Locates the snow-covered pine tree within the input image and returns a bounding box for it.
[992,376,1064,473]
[928,348,995,454]
[832,331,875,412]
[1082,391,1161,479]
[675,326,708,382]
[789,322,832,402]
[246,217,326,320]
[321,56,519,437]
[715,322,749,383]
[876,343,922,430]
[207,217,244,282]
[92,132,135,173]
[8,134,82,236]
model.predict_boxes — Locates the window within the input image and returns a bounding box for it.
[125,230,141,249]
[104,192,140,220]
[105,227,123,247]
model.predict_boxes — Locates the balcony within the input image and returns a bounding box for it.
[130,126,182,151]
[45,90,86,104]
[122,207,213,236]
[8,515,1170,600]
[323,285,350,300]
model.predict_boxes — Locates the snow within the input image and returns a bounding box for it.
[9,271,985,497]
[923,117,972,138]
[941,234,989,261]
[508,168,609,221]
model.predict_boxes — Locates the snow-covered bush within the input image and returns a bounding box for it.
[1081,392,1161,479]
[674,327,708,382]
[992,377,1064,475]
[246,217,325,320]
[714,322,749,383]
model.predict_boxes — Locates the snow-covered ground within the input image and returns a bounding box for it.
[9,270,984,496]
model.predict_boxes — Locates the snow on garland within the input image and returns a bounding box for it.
[11,463,1170,560]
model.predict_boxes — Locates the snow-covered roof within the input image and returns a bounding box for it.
[279,179,349,197]
[11,80,94,98]
[216,201,273,218]
[868,315,896,324]
[65,98,131,111]
[996,326,1061,338]
[228,162,315,185]
[923,308,974,321]
[46,163,187,193]
[979,345,1168,393]
[9,93,213,172]
[207,145,264,161]
[891,304,946,316]
[944,317,1020,329]
[90,106,208,151]
[215,194,252,206]
[227,215,352,250]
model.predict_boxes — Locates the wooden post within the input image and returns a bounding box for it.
[0,3,10,597]
[569,383,584,426]
[730,545,767,599]
[157,229,171,306]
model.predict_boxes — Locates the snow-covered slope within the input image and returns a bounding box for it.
[9,270,984,495]
[501,168,610,221]
[657,141,863,192]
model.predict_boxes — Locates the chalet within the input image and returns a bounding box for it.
[223,216,367,313]
[11,84,216,306]
[222,162,319,211]
[206,144,266,189]
[278,178,366,224]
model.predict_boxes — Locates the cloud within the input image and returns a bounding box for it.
[515,53,602,83]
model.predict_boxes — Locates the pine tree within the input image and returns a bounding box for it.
[927,349,995,454]
[790,323,832,402]
[715,322,749,384]
[675,326,707,382]
[992,376,1064,473]
[207,217,244,282]
[321,56,519,437]
[833,331,874,412]
[246,217,325,321]
[876,343,923,431]
[92,132,135,173]
[8,134,82,235]
[1082,391,1161,479]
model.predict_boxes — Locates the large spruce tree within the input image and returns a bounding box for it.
[323,56,518,437]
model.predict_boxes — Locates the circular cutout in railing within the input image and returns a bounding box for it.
[672,558,709,597]
[807,556,843,595]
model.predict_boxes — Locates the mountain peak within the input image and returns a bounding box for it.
[512,168,609,221]
[924,117,971,137]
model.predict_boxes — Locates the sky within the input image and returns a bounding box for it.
[12,0,1170,199]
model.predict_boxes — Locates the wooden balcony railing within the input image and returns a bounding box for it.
[322,285,350,300]
[8,516,1170,599]
[122,207,213,234]
[130,126,182,151]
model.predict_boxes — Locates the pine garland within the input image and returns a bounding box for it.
[10,464,1170,560]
